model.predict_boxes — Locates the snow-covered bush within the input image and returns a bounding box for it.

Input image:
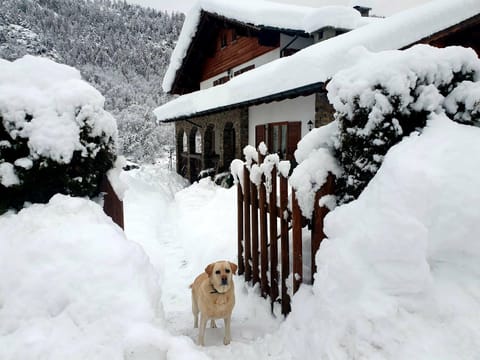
[0,56,117,212]
[327,45,480,204]
[290,122,342,218]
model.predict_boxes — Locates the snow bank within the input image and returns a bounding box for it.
[0,194,202,360]
[0,55,117,164]
[276,115,480,358]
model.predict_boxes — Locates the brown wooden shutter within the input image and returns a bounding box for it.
[286,122,301,161]
[255,124,266,148]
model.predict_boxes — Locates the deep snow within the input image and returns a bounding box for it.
[1,116,480,359]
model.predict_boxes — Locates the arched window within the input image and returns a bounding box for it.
[223,122,236,168]
[195,129,202,154]
[183,132,188,152]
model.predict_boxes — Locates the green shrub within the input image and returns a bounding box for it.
[327,45,480,204]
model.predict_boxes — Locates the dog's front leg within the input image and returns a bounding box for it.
[198,313,207,346]
[223,316,231,345]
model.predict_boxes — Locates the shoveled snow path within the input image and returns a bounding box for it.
[121,165,286,358]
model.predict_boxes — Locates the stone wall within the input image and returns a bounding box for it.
[175,107,248,182]
[315,92,335,127]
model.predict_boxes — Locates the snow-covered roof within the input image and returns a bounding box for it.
[162,0,376,93]
[155,0,480,123]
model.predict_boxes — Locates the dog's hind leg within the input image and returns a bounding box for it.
[192,293,199,328]
[198,313,207,346]
[210,320,217,328]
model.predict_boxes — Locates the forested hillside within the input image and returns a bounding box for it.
[0,0,184,162]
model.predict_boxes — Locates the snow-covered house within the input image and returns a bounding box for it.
[155,0,480,182]
[157,0,376,181]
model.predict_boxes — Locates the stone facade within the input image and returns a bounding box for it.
[175,107,248,182]
[174,93,334,182]
[315,92,335,127]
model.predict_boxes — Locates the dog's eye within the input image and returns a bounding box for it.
[225,269,231,273]
[215,270,221,275]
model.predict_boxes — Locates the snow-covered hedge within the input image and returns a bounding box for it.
[327,45,480,204]
[0,56,117,212]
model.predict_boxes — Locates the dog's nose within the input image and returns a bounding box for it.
[221,277,228,285]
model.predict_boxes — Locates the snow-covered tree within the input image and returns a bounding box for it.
[0,56,117,213]
[327,45,480,204]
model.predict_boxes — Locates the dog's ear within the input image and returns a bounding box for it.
[229,262,238,275]
[205,263,215,276]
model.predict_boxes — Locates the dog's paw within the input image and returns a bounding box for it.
[223,337,231,345]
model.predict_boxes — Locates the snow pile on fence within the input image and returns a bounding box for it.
[274,115,480,358]
[0,195,203,360]
[290,121,341,218]
[231,144,290,197]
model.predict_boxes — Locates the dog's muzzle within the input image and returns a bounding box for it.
[221,277,228,286]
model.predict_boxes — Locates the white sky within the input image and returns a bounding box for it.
[125,0,433,16]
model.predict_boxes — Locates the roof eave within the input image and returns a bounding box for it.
[160,81,326,123]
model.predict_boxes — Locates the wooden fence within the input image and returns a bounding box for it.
[100,175,124,230]
[237,153,334,315]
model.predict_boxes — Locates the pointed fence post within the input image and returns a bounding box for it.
[259,176,269,298]
[311,173,335,282]
[251,178,260,285]
[237,178,244,276]
[269,167,279,307]
[101,176,124,230]
[279,174,291,315]
[243,165,252,282]
[291,189,302,294]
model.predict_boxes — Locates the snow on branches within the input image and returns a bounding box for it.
[326,44,480,204]
[0,55,118,211]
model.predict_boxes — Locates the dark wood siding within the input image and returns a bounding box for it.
[255,124,266,147]
[287,122,301,161]
[202,29,278,81]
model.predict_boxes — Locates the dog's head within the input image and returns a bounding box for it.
[205,261,238,293]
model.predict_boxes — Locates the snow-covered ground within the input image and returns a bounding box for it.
[1,115,480,359]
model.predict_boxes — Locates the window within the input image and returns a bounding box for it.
[220,32,228,48]
[231,29,238,42]
[195,129,202,153]
[270,123,287,158]
[183,132,188,152]
[233,64,255,77]
[255,121,301,161]
[213,75,230,86]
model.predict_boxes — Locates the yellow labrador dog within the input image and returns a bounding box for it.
[190,260,237,346]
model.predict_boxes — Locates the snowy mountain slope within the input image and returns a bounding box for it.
[0,0,184,162]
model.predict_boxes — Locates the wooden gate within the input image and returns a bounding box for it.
[236,150,334,315]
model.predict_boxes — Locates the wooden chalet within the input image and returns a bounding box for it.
[156,0,480,183]
[159,0,375,182]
